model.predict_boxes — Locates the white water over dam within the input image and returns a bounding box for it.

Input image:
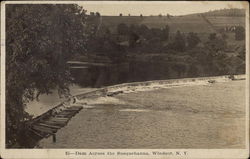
[25,75,245,118]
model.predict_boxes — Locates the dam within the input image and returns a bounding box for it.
[27,75,246,148]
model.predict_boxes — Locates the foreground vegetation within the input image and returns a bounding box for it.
[6,4,88,147]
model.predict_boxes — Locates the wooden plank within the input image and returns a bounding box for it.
[57,113,75,116]
[32,127,51,136]
[66,110,81,113]
[33,124,58,132]
[51,120,68,123]
[29,105,83,138]
[58,113,75,117]
[49,118,68,123]
[68,106,83,109]
[53,117,69,120]
[30,128,46,138]
[41,121,66,126]
[32,125,57,134]
[50,118,69,123]
[70,106,82,108]
[37,123,61,129]
[64,109,80,112]
[55,115,72,118]
[59,111,75,115]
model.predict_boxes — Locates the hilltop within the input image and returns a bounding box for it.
[201,8,245,16]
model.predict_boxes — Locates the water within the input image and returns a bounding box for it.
[26,61,180,117]
[70,61,192,88]
[70,59,245,88]
[25,60,243,118]
[38,80,245,148]
[25,85,96,117]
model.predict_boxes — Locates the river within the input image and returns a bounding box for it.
[25,60,244,118]
[38,80,245,148]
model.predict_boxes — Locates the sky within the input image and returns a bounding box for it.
[78,1,247,16]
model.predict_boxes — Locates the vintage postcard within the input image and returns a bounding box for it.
[0,1,249,158]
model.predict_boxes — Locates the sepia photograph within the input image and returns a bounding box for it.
[0,1,249,158]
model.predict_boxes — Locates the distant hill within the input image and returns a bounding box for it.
[201,8,245,29]
[100,8,245,34]
[201,8,245,17]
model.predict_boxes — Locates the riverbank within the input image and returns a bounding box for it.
[25,85,97,117]
[38,79,246,148]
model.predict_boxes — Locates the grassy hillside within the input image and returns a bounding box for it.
[80,8,246,83]
[202,8,245,16]
[100,9,245,33]
[102,15,215,33]
[206,16,245,28]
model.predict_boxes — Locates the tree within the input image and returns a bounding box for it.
[237,44,246,61]
[172,30,186,52]
[95,12,101,17]
[151,28,162,38]
[161,25,170,41]
[206,33,227,52]
[117,23,129,35]
[186,32,201,49]
[6,4,88,148]
[221,32,228,40]
[129,32,139,48]
[235,26,245,40]
[138,24,149,36]
[209,33,217,41]
[85,10,103,38]
[167,13,171,19]
[90,12,95,16]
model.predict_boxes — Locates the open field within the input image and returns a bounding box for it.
[102,15,215,33]
[206,16,245,27]
[101,14,245,33]
[39,80,245,148]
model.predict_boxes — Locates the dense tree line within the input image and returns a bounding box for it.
[235,26,245,40]
[117,23,170,42]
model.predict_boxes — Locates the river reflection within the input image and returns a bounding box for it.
[25,60,230,117]
[70,61,190,88]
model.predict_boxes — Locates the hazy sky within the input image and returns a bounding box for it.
[79,1,246,16]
